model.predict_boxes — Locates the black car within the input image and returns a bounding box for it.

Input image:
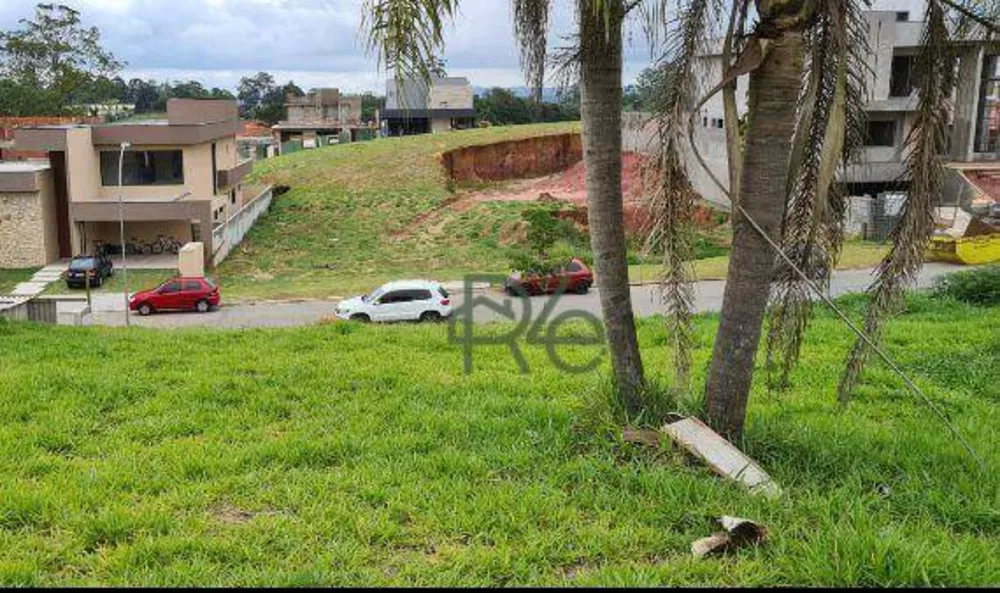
[65,254,114,288]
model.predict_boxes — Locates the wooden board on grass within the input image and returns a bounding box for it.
[663,417,781,498]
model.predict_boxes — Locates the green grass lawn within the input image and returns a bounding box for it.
[0,292,997,586]
[0,268,38,294]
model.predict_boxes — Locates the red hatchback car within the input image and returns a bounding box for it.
[129,276,220,316]
[504,257,594,296]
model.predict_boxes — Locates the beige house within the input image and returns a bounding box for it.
[272,88,366,154]
[0,162,59,268]
[2,99,257,268]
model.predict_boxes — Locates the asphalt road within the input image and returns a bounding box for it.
[83,263,962,330]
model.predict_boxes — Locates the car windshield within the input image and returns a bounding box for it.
[362,287,385,304]
[69,258,96,271]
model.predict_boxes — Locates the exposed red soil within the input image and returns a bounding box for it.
[396,138,727,242]
[461,152,650,207]
[442,133,582,182]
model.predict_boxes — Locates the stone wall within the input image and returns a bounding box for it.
[441,133,583,183]
[0,191,50,268]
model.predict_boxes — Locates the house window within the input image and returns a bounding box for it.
[889,55,919,97]
[896,11,909,22]
[865,120,896,147]
[702,116,708,127]
[974,54,1000,153]
[100,150,183,186]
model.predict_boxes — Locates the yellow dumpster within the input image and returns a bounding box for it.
[926,233,1000,265]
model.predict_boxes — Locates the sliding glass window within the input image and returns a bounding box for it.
[100,150,184,186]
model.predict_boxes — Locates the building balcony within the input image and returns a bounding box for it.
[217,158,253,189]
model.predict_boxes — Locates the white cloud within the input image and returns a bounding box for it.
[0,0,675,93]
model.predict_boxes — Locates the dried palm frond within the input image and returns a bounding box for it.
[838,0,954,402]
[513,0,552,103]
[641,0,722,390]
[361,0,459,90]
[765,0,870,389]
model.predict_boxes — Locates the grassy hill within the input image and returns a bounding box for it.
[0,292,996,585]
[219,123,583,300]
[207,123,886,302]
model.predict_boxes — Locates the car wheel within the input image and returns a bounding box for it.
[420,311,442,323]
[138,303,153,316]
[196,300,210,313]
[350,313,371,323]
[574,282,590,294]
[95,275,103,288]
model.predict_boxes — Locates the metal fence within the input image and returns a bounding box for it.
[212,185,274,266]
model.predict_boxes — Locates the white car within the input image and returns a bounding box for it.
[335,279,452,323]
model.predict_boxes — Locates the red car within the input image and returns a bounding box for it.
[129,276,220,316]
[504,257,594,296]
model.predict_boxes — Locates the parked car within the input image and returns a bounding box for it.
[336,279,452,323]
[504,257,594,296]
[65,254,113,289]
[129,276,220,316]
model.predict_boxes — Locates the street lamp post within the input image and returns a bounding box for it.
[118,141,131,326]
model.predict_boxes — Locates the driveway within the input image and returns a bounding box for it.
[83,263,963,330]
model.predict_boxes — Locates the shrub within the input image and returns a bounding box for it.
[933,265,1000,306]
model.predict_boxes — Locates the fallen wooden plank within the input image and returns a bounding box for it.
[662,417,781,498]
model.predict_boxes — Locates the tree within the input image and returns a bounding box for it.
[0,3,122,111]
[646,0,994,439]
[474,87,578,124]
[362,0,648,411]
[360,92,384,122]
[0,78,63,116]
[237,71,276,119]
[237,72,303,124]
[622,67,665,112]
[126,78,165,113]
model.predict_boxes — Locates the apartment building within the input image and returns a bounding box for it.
[685,10,999,216]
[0,99,256,268]
[272,88,365,154]
[382,76,476,136]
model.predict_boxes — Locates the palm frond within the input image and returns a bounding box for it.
[361,0,459,90]
[765,0,870,389]
[641,0,720,390]
[513,0,552,103]
[838,0,953,402]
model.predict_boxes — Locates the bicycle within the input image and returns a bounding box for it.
[151,235,184,255]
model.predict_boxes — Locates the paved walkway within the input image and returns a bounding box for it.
[9,261,68,297]
[84,263,963,329]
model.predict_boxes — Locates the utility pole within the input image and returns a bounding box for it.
[118,141,131,326]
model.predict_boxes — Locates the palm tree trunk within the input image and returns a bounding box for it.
[704,31,805,439]
[578,0,645,413]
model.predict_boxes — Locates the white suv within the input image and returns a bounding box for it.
[335,280,452,323]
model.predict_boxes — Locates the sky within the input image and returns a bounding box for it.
[0,0,927,95]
